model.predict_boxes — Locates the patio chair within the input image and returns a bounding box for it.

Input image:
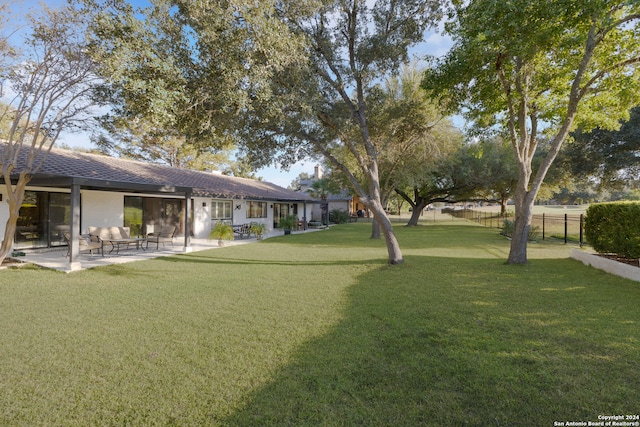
[233,223,251,239]
[63,232,103,256]
[146,225,176,249]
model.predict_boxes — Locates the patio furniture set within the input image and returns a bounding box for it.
[64,225,176,257]
[232,222,267,240]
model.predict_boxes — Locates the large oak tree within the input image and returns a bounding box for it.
[238,0,443,264]
[424,0,640,264]
[86,0,294,177]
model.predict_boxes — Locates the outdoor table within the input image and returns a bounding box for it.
[106,238,146,255]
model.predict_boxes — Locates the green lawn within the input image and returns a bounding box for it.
[0,222,638,426]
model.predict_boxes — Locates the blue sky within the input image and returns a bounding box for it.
[8,0,455,188]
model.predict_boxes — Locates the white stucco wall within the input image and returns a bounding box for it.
[193,197,210,239]
[81,190,124,233]
[231,200,246,225]
[328,200,349,213]
[235,200,273,231]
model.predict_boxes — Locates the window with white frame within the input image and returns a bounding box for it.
[211,200,232,221]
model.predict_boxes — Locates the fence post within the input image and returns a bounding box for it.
[580,214,584,247]
[564,213,568,244]
[542,213,545,240]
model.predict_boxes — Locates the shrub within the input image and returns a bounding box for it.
[501,219,541,241]
[528,225,541,241]
[501,219,514,237]
[280,214,298,230]
[585,202,640,258]
[329,209,349,224]
[249,222,266,239]
[210,222,234,245]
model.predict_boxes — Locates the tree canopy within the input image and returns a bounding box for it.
[238,0,443,263]
[560,106,640,190]
[424,0,640,264]
[89,0,444,264]
[86,0,303,168]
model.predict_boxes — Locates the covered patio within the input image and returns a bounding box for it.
[11,227,316,272]
[1,147,315,272]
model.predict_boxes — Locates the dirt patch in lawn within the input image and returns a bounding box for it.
[0,258,28,269]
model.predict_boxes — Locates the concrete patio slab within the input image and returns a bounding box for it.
[10,229,314,273]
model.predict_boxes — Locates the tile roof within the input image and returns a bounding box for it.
[3,146,314,202]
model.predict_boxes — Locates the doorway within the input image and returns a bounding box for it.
[273,203,290,228]
[15,190,71,249]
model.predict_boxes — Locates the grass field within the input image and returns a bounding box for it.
[0,221,638,426]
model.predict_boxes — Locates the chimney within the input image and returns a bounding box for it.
[314,164,322,180]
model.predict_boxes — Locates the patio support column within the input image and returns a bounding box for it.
[303,201,308,230]
[183,191,192,252]
[68,182,81,270]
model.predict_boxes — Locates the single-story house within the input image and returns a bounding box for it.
[0,146,315,265]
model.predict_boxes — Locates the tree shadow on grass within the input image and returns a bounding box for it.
[159,252,386,267]
[221,255,640,426]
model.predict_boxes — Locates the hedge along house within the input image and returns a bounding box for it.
[0,147,315,267]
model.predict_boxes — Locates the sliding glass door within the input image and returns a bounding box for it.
[15,191,71,249]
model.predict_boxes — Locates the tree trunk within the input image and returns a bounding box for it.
[370,220,381,239]
[394,188,427,226]
[369,200,403,264]
[0,214,19,263]
[500,198,508,216]
[507,178,534,264]
[0,176,30,265]
[407,200,429,226]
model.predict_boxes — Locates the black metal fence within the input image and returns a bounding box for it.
[533,213,585,245]
[444,209,586,246]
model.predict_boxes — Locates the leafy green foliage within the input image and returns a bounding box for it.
[279,214,298,230]
[329,209,349,224]
[88,0,446,264]
[561,106,640,190]
[287,172,313,191]
[209,222,234,242]
[585,202,640,258]
[93,114,244,172]
[425,0,640,264]
[238,0,445,262]
[368,65,461,204]
[501,219,540,241]
[249,222,266,238]
[87,0,304,164]
[396,136,517,224]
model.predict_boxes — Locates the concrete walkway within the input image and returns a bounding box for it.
[13,229,310,273]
